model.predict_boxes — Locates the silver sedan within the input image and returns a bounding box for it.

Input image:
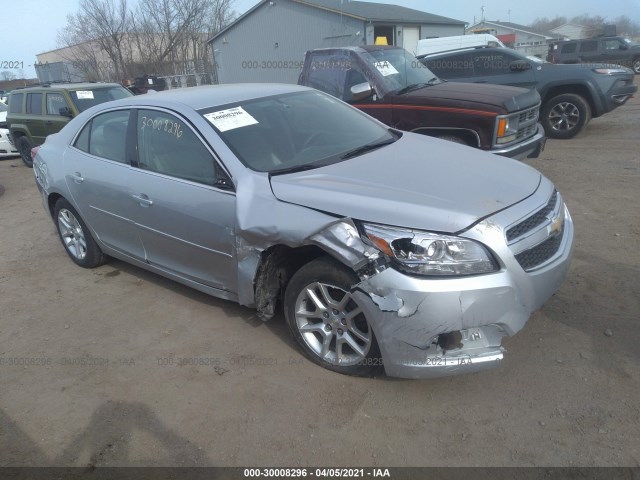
[33,84,573,378]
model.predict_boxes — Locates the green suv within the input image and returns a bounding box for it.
[7,82,132,167]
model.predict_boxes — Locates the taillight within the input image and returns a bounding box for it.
[31,146,41,160]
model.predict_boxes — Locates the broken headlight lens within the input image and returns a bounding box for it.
[361,223,498,276]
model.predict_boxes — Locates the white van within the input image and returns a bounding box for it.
[416,34,505,58]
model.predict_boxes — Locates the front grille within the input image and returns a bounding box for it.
[516,123,538,140]
[515,229,564,270]
[518,106,538,123]
[506,190,558,241]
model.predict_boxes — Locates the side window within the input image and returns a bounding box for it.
[9,93,23,113]
[602,39,622,51]
[26,93,43,114]
[425,53,474,79]
[306,54,351,100]
[46,93,68,115]
[579,40,598,53]
[88,110,129,163]
[472,51,518,76]
[74,121,91,153]
[561,43,577,54]
[137,109,216,186]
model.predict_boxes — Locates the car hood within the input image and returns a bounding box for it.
[269,133,541,233]
[541,62,634,76]
[391,81,540,112]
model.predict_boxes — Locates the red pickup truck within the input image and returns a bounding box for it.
[298,45,546,160]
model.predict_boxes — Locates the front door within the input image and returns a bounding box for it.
[129,108,237,293]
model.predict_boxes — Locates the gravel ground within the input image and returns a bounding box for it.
[0,79,638,468]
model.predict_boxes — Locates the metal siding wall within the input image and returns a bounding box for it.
[211,0,365,84]
[420,24,466,38]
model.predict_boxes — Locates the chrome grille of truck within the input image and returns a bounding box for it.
[506,190,565,271]
[518,106,538,123]
[516,105,539,140]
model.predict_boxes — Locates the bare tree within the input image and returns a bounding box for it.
[1,70,17,81]
[530,16,567,34]
[58,0,133,81]
[57,0,235,82]
[529,14,640,38]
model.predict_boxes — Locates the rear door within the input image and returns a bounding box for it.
[25,92,47,145]
[128,108,237,293]
[63,108,145,260]
[577,39,599,62]
[469,50,537,89]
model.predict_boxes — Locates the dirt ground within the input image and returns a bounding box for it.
[1,81,639,468]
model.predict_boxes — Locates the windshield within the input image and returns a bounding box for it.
[69,86,133,112]
[362,48,440,93]
[623,38,637,46]
[199,90,397,173]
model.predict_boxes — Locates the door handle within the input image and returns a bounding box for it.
[474,80,488,83]
[132,194,153,207]
[71,172,84,183]
[45,120,53,125]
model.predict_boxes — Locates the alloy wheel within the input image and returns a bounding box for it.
[57,208,88,260]
[294,282,372,366]
[548,102,580,132]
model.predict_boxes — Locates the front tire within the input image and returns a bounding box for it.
[542,93,591,139]
[17,137,34,168]
[632,58,640,74]
[54,198,106,268]
[284,258,382,377]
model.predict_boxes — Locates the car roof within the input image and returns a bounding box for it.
[105,83,312,111]
[14,82,124,92]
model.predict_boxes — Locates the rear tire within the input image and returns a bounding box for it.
[542,93,591,139]
[54,198,106,268]
[17,137,34,168]
[284,257,382,377]
[632,58,640,74]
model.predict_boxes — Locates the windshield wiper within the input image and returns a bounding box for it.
[341,137,397,160]
[268,163,322,177]
[394,77,440,95]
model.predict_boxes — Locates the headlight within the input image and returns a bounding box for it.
[495,116,519,145]
[361,223,498,276]
[593,68,629,75]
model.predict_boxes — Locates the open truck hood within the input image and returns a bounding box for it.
[270,133,541,233]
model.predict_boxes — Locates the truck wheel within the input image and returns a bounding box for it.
[17,137,34,168]
[542,94,591,139]
[632,58,640,74]
[284,257,382,377]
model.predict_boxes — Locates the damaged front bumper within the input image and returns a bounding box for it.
[349,187,574,379]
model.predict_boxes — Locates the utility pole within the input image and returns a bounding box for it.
[481,5,485,21]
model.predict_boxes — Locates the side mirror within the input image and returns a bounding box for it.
[350,82,374,102]
[59,107,73,118]
[510,60,532,72]
[620,44,628,50]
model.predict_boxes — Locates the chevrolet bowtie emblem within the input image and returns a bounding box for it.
[549,214,564,236]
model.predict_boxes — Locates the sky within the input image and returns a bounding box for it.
[2,0,640,78]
